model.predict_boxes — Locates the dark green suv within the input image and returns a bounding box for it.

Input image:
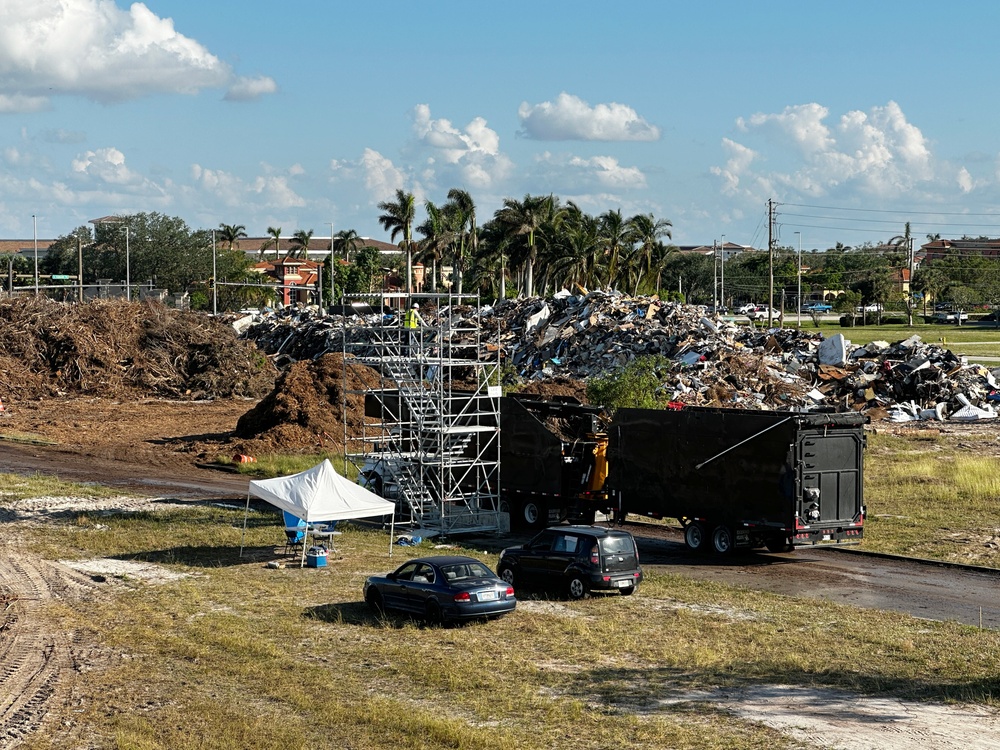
[497,525,642,600]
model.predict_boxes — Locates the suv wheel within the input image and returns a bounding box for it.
[498,565,516,587]
[567,574,589,600]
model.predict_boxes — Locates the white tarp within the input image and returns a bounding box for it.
[243,459,395,562]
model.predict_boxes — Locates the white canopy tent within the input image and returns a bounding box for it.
[243,459,396,565]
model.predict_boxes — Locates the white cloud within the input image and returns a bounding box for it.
[0,1,250,109]
[71,147,141,185]
[957,167,974,193]
[532,151,647,191]
[409,105,513,189]
[192,163,305,210]
[518,92,660,142]
[716,101,937,202]
[224,75,278,102]
[356,148,408,204]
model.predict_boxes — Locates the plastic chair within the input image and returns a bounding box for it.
[282,510,306,556]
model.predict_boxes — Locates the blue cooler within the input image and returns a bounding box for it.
[306,547,327,568]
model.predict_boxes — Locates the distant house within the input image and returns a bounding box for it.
[239,236,400,262]
[920,238,1000,262]
[676,242,752,260]
[251,256,322,306]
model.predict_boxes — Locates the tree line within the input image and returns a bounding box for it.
[9,200,1000,315]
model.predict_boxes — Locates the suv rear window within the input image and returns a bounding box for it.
[599,535,635,555]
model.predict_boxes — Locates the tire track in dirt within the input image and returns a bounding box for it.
[0,548,102,748]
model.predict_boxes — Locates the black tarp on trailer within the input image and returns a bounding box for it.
[605,406,865,547]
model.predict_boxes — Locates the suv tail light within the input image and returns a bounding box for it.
[590,544,600,565]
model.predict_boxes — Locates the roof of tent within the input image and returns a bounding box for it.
[248,459,394,522]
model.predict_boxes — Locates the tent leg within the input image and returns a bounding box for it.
[389,513,395,558]
[239,492,251,558]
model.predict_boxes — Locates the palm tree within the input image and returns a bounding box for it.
[416,200,455,292]
[627,213,673,295]
[550,212,602,290]
[290,229,314,260]
[217,223,247,251]
[377,189,417,293]
[598,209,630,288]
[446,188,476,295]
[265,226,282,260]
[494,194,551,296]
[332,228,361,263]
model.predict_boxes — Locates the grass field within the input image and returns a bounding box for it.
[5,432,1000,750]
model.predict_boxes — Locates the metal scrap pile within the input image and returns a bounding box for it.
[237,291,1000,420]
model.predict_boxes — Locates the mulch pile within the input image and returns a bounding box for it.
[231,353,384,454]
[0,297,274,400]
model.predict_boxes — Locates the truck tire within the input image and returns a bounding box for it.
[522,500,542,527]
[765,537,794,553]
[711,524,735,555]
[684,522,707,552]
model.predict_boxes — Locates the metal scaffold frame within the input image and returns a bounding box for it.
[341,291,502,536]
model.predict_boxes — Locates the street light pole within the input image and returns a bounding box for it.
[124,224,130,302]
[212,230,217,316]
[32,214,38,295]
[713,239,718,311]
[795,232,802,327]
[327,221,335,307]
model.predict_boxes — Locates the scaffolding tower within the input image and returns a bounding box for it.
[342,292,502,536]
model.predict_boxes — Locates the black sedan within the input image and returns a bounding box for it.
[363,555,516,624]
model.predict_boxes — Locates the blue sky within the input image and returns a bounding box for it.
[4,1,1000,252]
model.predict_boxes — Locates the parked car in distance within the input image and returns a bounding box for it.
[746,305,781,320]
[364,555,516,624]
[802,302,832,313]
[497,525,643,600]
[855,303,883,313]
[734,303,758,315]
[933,311,969,323]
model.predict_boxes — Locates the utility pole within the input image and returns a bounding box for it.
[713,239,718,311]
[721,234,726,312]
[32,214,38,295]
[77,235,84,303]
[908,236,915,327]
[212,230,217,316]
[768,199,775,326]
[795,231,801,327]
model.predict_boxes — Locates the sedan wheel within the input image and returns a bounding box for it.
[424,599,444,626]
[365,588,385,616]
[711,524,735,555]
[567,575,588,600]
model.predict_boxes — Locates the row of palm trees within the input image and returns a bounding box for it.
[376,190,675,298]
[216,191,676,299]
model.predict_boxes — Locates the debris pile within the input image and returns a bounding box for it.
[237,292,1000,422]
[0,297,274,400]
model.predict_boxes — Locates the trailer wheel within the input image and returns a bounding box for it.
[522,500,542,527]
[765,537,794,553]
[684,522,707,552]
[711,524,735,555]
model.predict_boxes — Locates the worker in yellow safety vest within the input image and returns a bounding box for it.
[404,302,423,329]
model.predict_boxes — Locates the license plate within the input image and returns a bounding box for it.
[615,580,631,588]
[478,590,498,601]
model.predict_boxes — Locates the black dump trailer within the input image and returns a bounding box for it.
[499,395,610,528]
[604,406,866,553]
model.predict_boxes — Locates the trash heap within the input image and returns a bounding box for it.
[237,291,1000,422]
